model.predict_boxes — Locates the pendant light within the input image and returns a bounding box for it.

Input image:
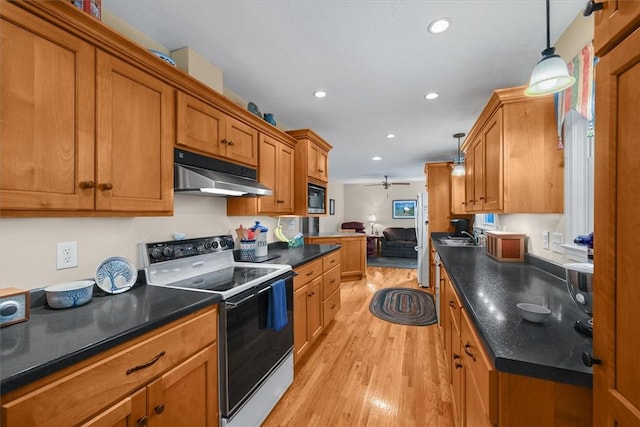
[524,0,575,97]
[451,132,466,176]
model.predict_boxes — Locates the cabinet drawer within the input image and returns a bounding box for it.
[461,309,497,425]
[294,259,322,290]
[323,265,341,299]
[2,307,217,427]
[323,287,341,326]
[322,250,340,271]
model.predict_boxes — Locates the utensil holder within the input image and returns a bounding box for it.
[240,239,256,261]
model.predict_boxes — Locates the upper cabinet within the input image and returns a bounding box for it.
[227,132,296,216]
[0,1,173,216]
[593,0,640,56]
[287,129,332,185]
[286,129,333,216]
[462,85,563,214]
[176,92,258,167]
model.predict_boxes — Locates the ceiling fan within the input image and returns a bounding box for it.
[366,175,411,190]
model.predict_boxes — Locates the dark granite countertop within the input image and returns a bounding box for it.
[0,284,220,395]
[235,241,341,269]
[432,233,592,388]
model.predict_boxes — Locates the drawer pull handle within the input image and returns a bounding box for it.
[154,404,165,414]
[455,362,463,369]
[306,271,314,276]
[331,304,336,309]
[308,291,315,297]
[330,279,336,284]
[464,343,476,361]
[583,0,603,16]
[582,351,601,367]
[137,416,148,426]
[126,351,166,375]
[448,301,456,308]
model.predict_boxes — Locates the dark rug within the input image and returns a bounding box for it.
[369,287,437,326]
[366,256,417,269]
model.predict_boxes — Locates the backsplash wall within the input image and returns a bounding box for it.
[0,196,300,290]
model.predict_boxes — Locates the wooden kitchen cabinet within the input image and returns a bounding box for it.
[1,307,218,427]
[321,250,342,326]
[227,132,296,216]
[592,5,640,427]
[286,129,333,216]
[425,162,473,237]
[462,85,563,214]
[95,50,174,214]
[305,234,366,281]
[176,91,258,167]
[0,1,174,216]
[450,165,468,215]
[293,259,324,364]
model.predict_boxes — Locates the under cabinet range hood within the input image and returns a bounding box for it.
[174,148,272,197]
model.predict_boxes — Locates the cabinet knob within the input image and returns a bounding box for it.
[79,180,95,189]
[227,140,234,146]
[318,169,324,173]
[583,0,603,16]
[101,182,113,191]
[137,416,148,426]
[308,291,314,297]
[448,301,456,309]
[221,138,229,144]
[455,362,463,369]
[331,304,336,309]
[582,351,602,367]
[154,404,165,414]
[453,353,460,360]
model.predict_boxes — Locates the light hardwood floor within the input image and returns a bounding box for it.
[263,266,455,427]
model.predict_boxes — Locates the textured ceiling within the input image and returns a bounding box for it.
[104,0,586,183]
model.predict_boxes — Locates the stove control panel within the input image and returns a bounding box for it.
[140,235,235,265]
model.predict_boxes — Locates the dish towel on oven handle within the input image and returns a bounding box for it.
[266,279,288,332]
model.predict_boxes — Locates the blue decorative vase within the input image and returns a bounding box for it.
[263,113,276,126]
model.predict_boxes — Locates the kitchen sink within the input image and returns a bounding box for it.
[437,237,479,247]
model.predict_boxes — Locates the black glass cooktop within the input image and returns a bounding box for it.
[168,266,281,292]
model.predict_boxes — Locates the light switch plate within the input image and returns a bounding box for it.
[542,231,550,250]
[551,233,563,254]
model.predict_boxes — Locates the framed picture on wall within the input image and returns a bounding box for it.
[392,199,416,219]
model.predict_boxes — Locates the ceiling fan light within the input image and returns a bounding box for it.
[525,52,575,97]
[451,163,466,176]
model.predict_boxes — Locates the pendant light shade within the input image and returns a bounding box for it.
[451,132,466,176]
[524,0,575,97]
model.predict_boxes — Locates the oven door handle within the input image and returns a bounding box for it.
[225,291,259,308]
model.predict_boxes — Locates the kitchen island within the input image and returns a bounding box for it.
[432,232,592,426]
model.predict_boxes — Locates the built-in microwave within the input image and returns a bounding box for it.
[307,183,326,214]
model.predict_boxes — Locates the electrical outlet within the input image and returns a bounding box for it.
[551,233,563,254]
[56,241,78,270]
[542,231,550,250]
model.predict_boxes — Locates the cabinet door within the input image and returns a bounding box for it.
[176,91,226,158]
[316,147,329,182]
[482,110,503,212]
[340,237,364,279]
[293,284,309,363]
[450,171,467,214]
[224,116,258,167]
[426,163,453,231]
[0,5,95,211]
[593,25,640,427]
[95,51,174,213]
[80,389,146,427]
[257,134,279,213]
[277,141,295,212]
[594,0,640,56]
[307,142,320,180]
[464,145,475,213]
[146,345,218,427]
[307,276,323,343]
[451,338,464,427]
[471,137,484,212]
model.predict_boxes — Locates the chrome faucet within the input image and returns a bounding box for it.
[460,230,477,245]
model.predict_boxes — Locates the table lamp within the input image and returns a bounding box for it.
[368,214,377,234]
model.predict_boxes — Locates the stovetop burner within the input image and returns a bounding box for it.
[139,234,292,299]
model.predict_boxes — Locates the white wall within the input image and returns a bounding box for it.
[342,181,425,235]
[494,214,569,264]
[0,197,299,290]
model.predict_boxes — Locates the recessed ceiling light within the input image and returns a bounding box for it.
[313,90,327,98]
[425,92,439,100]
[428,18,450,34]
[372,156,382,161]
[386,134,395,139]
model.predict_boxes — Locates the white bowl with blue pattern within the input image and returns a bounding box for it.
[44,280,94,309]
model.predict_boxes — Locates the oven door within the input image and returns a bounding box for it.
[220,271,295,419]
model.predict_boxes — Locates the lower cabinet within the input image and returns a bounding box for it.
[1,307,218,427]
[305,234,365,281]
[293,250,341,365]
[438,262,592,427]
